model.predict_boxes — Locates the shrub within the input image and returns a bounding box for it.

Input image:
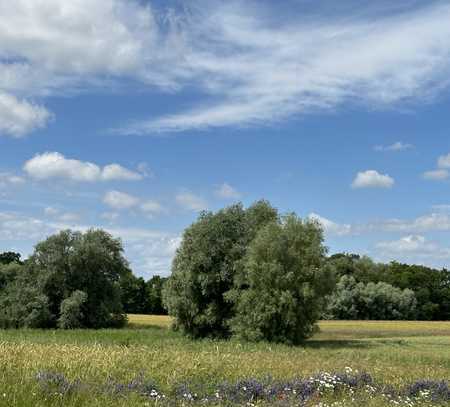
[58,290,88,329]
[327,275,418,320]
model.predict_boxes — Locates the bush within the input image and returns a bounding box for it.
[228,214,335,344]
[327,275,418,320]
[58,290,88,329]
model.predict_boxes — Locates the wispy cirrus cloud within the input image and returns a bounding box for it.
[115,1,450,134]
[374,141,414,152]
[3,1,450,136]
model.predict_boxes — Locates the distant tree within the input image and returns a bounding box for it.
[0,262,22,292]
[228,214,335,344]
[120,273,150,314]
[378,262,450,320]
[0,252,22,265]
[163,200,278,338]
[327,254,450,320]
[327,275,417,320]
[0,229,130,329]
[147,275,168,315]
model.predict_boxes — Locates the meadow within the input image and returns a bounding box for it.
[0,316,449,406]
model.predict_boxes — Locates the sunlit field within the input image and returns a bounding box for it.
[0,316,449,406]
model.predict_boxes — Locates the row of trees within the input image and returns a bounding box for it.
[327,254,450,320]
[1,200,449,344]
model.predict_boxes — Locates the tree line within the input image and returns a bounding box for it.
[0,200,449,344]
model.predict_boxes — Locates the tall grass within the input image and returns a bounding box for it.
[0,317,448,406]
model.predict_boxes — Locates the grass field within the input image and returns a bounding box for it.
[0,316,449,406]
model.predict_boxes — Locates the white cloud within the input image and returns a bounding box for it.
[140,200,164,217]
[375,235,450,266]
[103,190,164,218]
[215,183,241,199]
[115,2,450,134]
[43,206,81,223]
[101,164,143,181]
[0,0,170,136]
[308,213,352,236]
[423,169,449,181]
[0,172,25,187]
[23,152,142,182]
[2,2,450,135]
[438,153,450,169]
[374,213,450,233]
[176,191,208,212]
[0,92,51,137]
[351,170,394,189]
[374,141,413,152]
[103,190,140,210]
[0,210,179,277]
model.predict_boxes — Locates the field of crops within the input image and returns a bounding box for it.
[0,316,449,406]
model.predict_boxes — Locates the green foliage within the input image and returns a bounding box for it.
[163,200,278,339]
[120,273,150,314]
[58,290,88,329]
[228,214,335,344]
[120,273,168,315]
[0,276,52,328]
[327,254,450,320]
[327,275,417,320]
[0,229,129,329]
[147,275,168,315]
[0,251,22,265]
[0,262,23,292]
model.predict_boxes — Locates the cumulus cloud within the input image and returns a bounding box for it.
[308,213,352,236]
[375,235,450,266]
[176,191,208,212]
[423,169,449,181]
[374,141,413,152]
[423,152,450,181]
[103,190,164,217]
[351,170,395,189]
[215,183,241,199]
[0,0,169,136]
[0,210,179,277]
[438,153,450,168]
[43,207,81,223]
[103,190,140,210]
[101,164,143,181]
[0,92,51,137]
[23,152,143,182]
[0,172,25,187]
[308,210,450,236]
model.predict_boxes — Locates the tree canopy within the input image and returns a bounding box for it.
[228,214,335,344]
[0,229,130,329]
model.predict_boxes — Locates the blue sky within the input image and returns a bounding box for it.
[1,0,450,277]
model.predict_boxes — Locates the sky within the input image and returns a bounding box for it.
[1,0,450,278]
